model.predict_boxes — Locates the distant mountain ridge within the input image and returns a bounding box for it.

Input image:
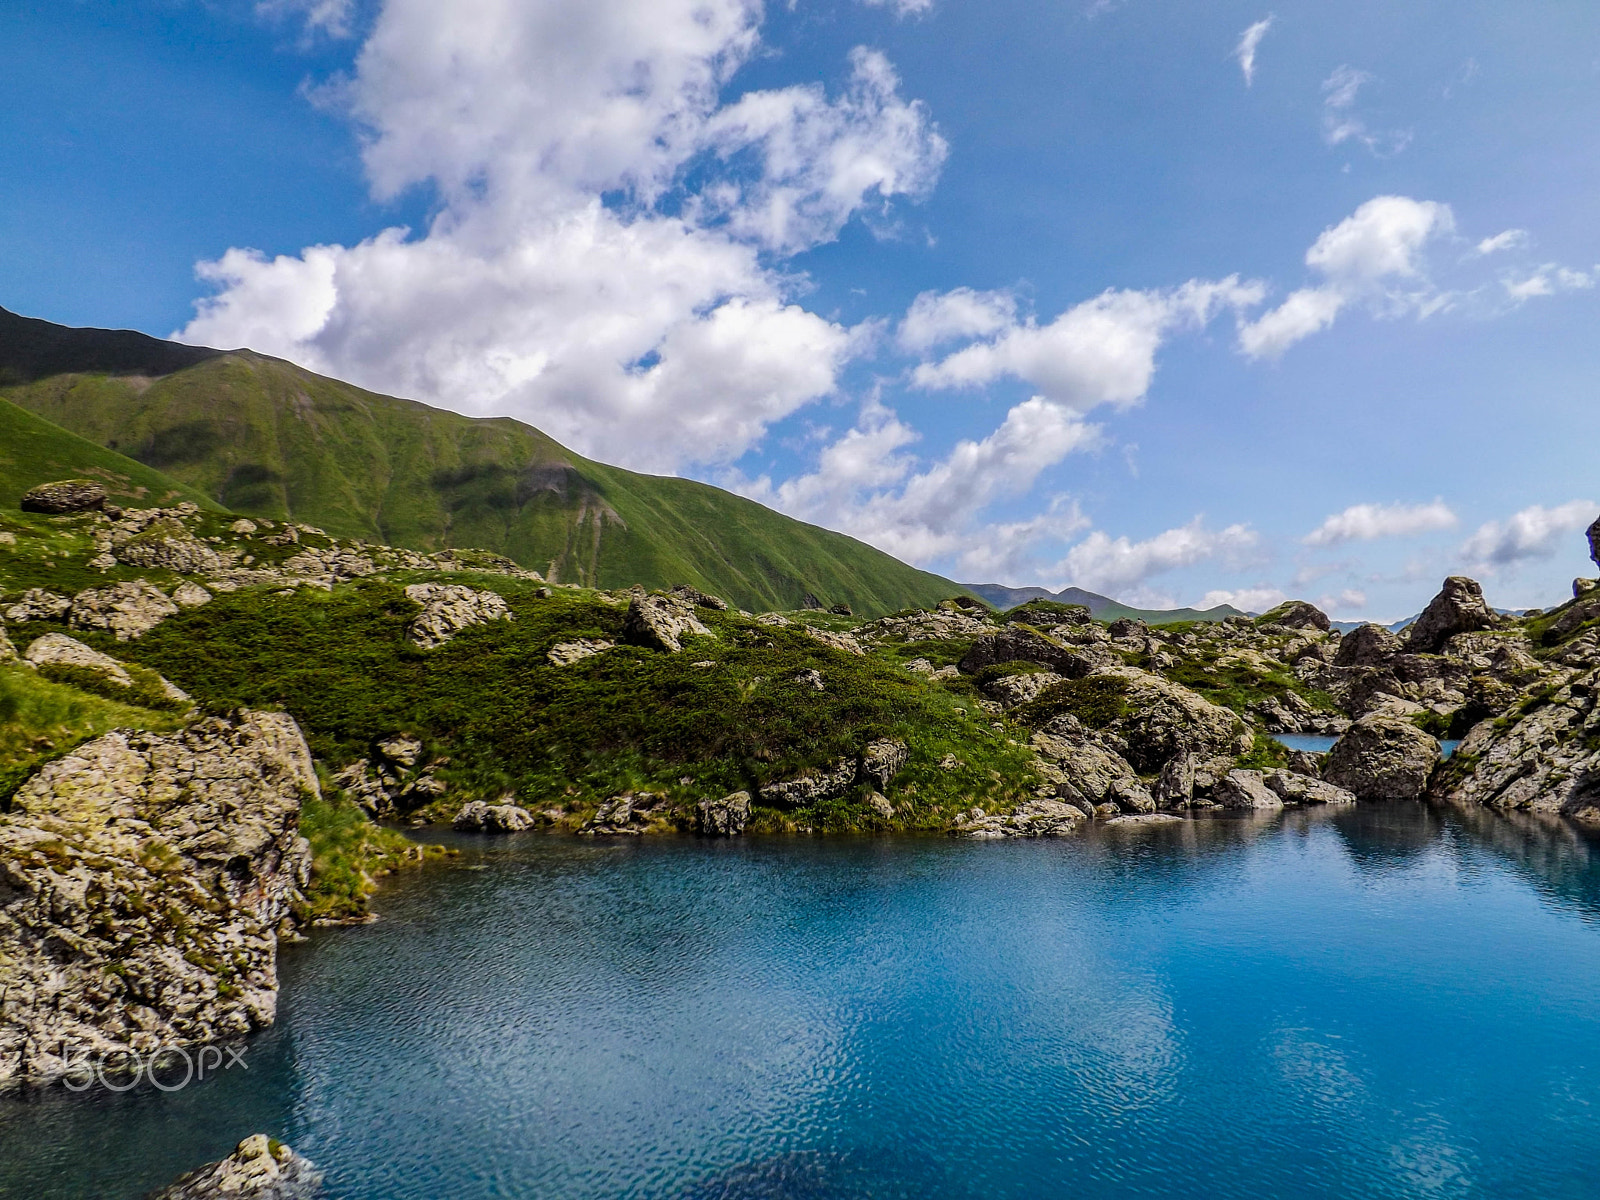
[0,306,966,617]
[964,581,1247,625]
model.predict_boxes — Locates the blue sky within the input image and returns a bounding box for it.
[4,1,1598,619]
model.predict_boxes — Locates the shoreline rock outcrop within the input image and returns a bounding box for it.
[0,711,316,1085]
[146,1135,321,1200]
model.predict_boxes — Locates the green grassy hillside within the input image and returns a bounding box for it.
[964,581,1245,625]
[0,307,966,616]
[0,397,219,512]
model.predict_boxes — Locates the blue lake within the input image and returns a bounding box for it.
[1273,733,1461,758]
[5,808,1600,1199]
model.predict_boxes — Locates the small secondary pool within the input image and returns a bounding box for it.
[1273,733,1459,758]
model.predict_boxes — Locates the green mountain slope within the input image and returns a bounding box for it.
[0,397,219,512]
[0,307,965,616]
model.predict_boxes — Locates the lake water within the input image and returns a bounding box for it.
[5,808,1600,1199]
[1273,733,1461,758]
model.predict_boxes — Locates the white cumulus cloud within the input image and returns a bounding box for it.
[1302,500,1458,547]
[1234,16,1274,87]
[1055,519,1259,595]
[911,277,1266,409]
[178,0,947,473]
[1460,501,1597,569]
[1503,264,1595,302]
[897,287,1018,353]
[737,396,1099,577]
[1238,196,1454,358]
[1474,229,1529,256]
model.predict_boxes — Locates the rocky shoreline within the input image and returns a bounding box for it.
[6,484,1600,1190]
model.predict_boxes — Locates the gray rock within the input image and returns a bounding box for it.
[860,739,910,792]
[376,735,424,769]
[761,758,859,807]
[623,594,712,653]
[1262,770,1356,806]
[983,670,1064,708]
[1030,718,1143,810]
[697,791,751,836]
[1588,512,1600,570]
[172,581,214,608]
[804,626,865,656]
[453,800,537,833]
[1432,670,1600,820]
[1154,752,1196,807]
[0,711,315,1085]
[1213,769,1284,810]
[146,1134,322,1200]
[1256,600,1331,631]
[0,619,14,662]
[1323,715,1442,800]
[1334,624,1402,667]
[1092,667,1245,775]
[1286,749,1325,776]
[20,479,107,514]
[954,797,1087,838]
[4,588,72,623]
[547,638,614,666]
[958,625,1092,677]
[580,792,663,835]
[1405,576,1501,654]
[403,583,512,649]
[23,630,133,686]
[114,518,224,574]
[668,584,729,611]
[69,581,179,640]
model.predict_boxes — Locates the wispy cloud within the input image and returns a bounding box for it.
[1321,65,1410,156]
[1234,16,1274,87]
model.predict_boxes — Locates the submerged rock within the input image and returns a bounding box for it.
[146,1134,322,1200]
[0,711,315,1085]
[1323,715,1442,800]
[1262,769,1356,806]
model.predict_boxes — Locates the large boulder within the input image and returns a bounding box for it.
[955,797,1088,838]
[959,624,1092,677]
[1093,667,1246,775]
[983,670,1065,708]
[1323,714,1442,800]
[1588,513,1600,571]
[0,711,315,1084]
[1256,600,1331,631]
[697,791,751,836]
[761,757,859,807]
[1030,717,1147,812]
[1334,624,1402,667]
[1405,577,1500,654]
[403,583,512,649]
[20,478,107,514]
[668,584,729,611]
[21,632,187,705]
[1431,670,1600,820]
[1213,769,1284,810]
[622,593,712,653]
[69,580,179,640]
[147,1134,322,1200]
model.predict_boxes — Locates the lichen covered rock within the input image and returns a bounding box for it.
[20,479,107,514]
[0,711,316,1084]
[147,1134,322,1200]
[403,583,512,649]
[69,580,179,640]
[697,791,751,836]
[622,594,712,653]
[453,800,537,833]
[1323,714,1442,800]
